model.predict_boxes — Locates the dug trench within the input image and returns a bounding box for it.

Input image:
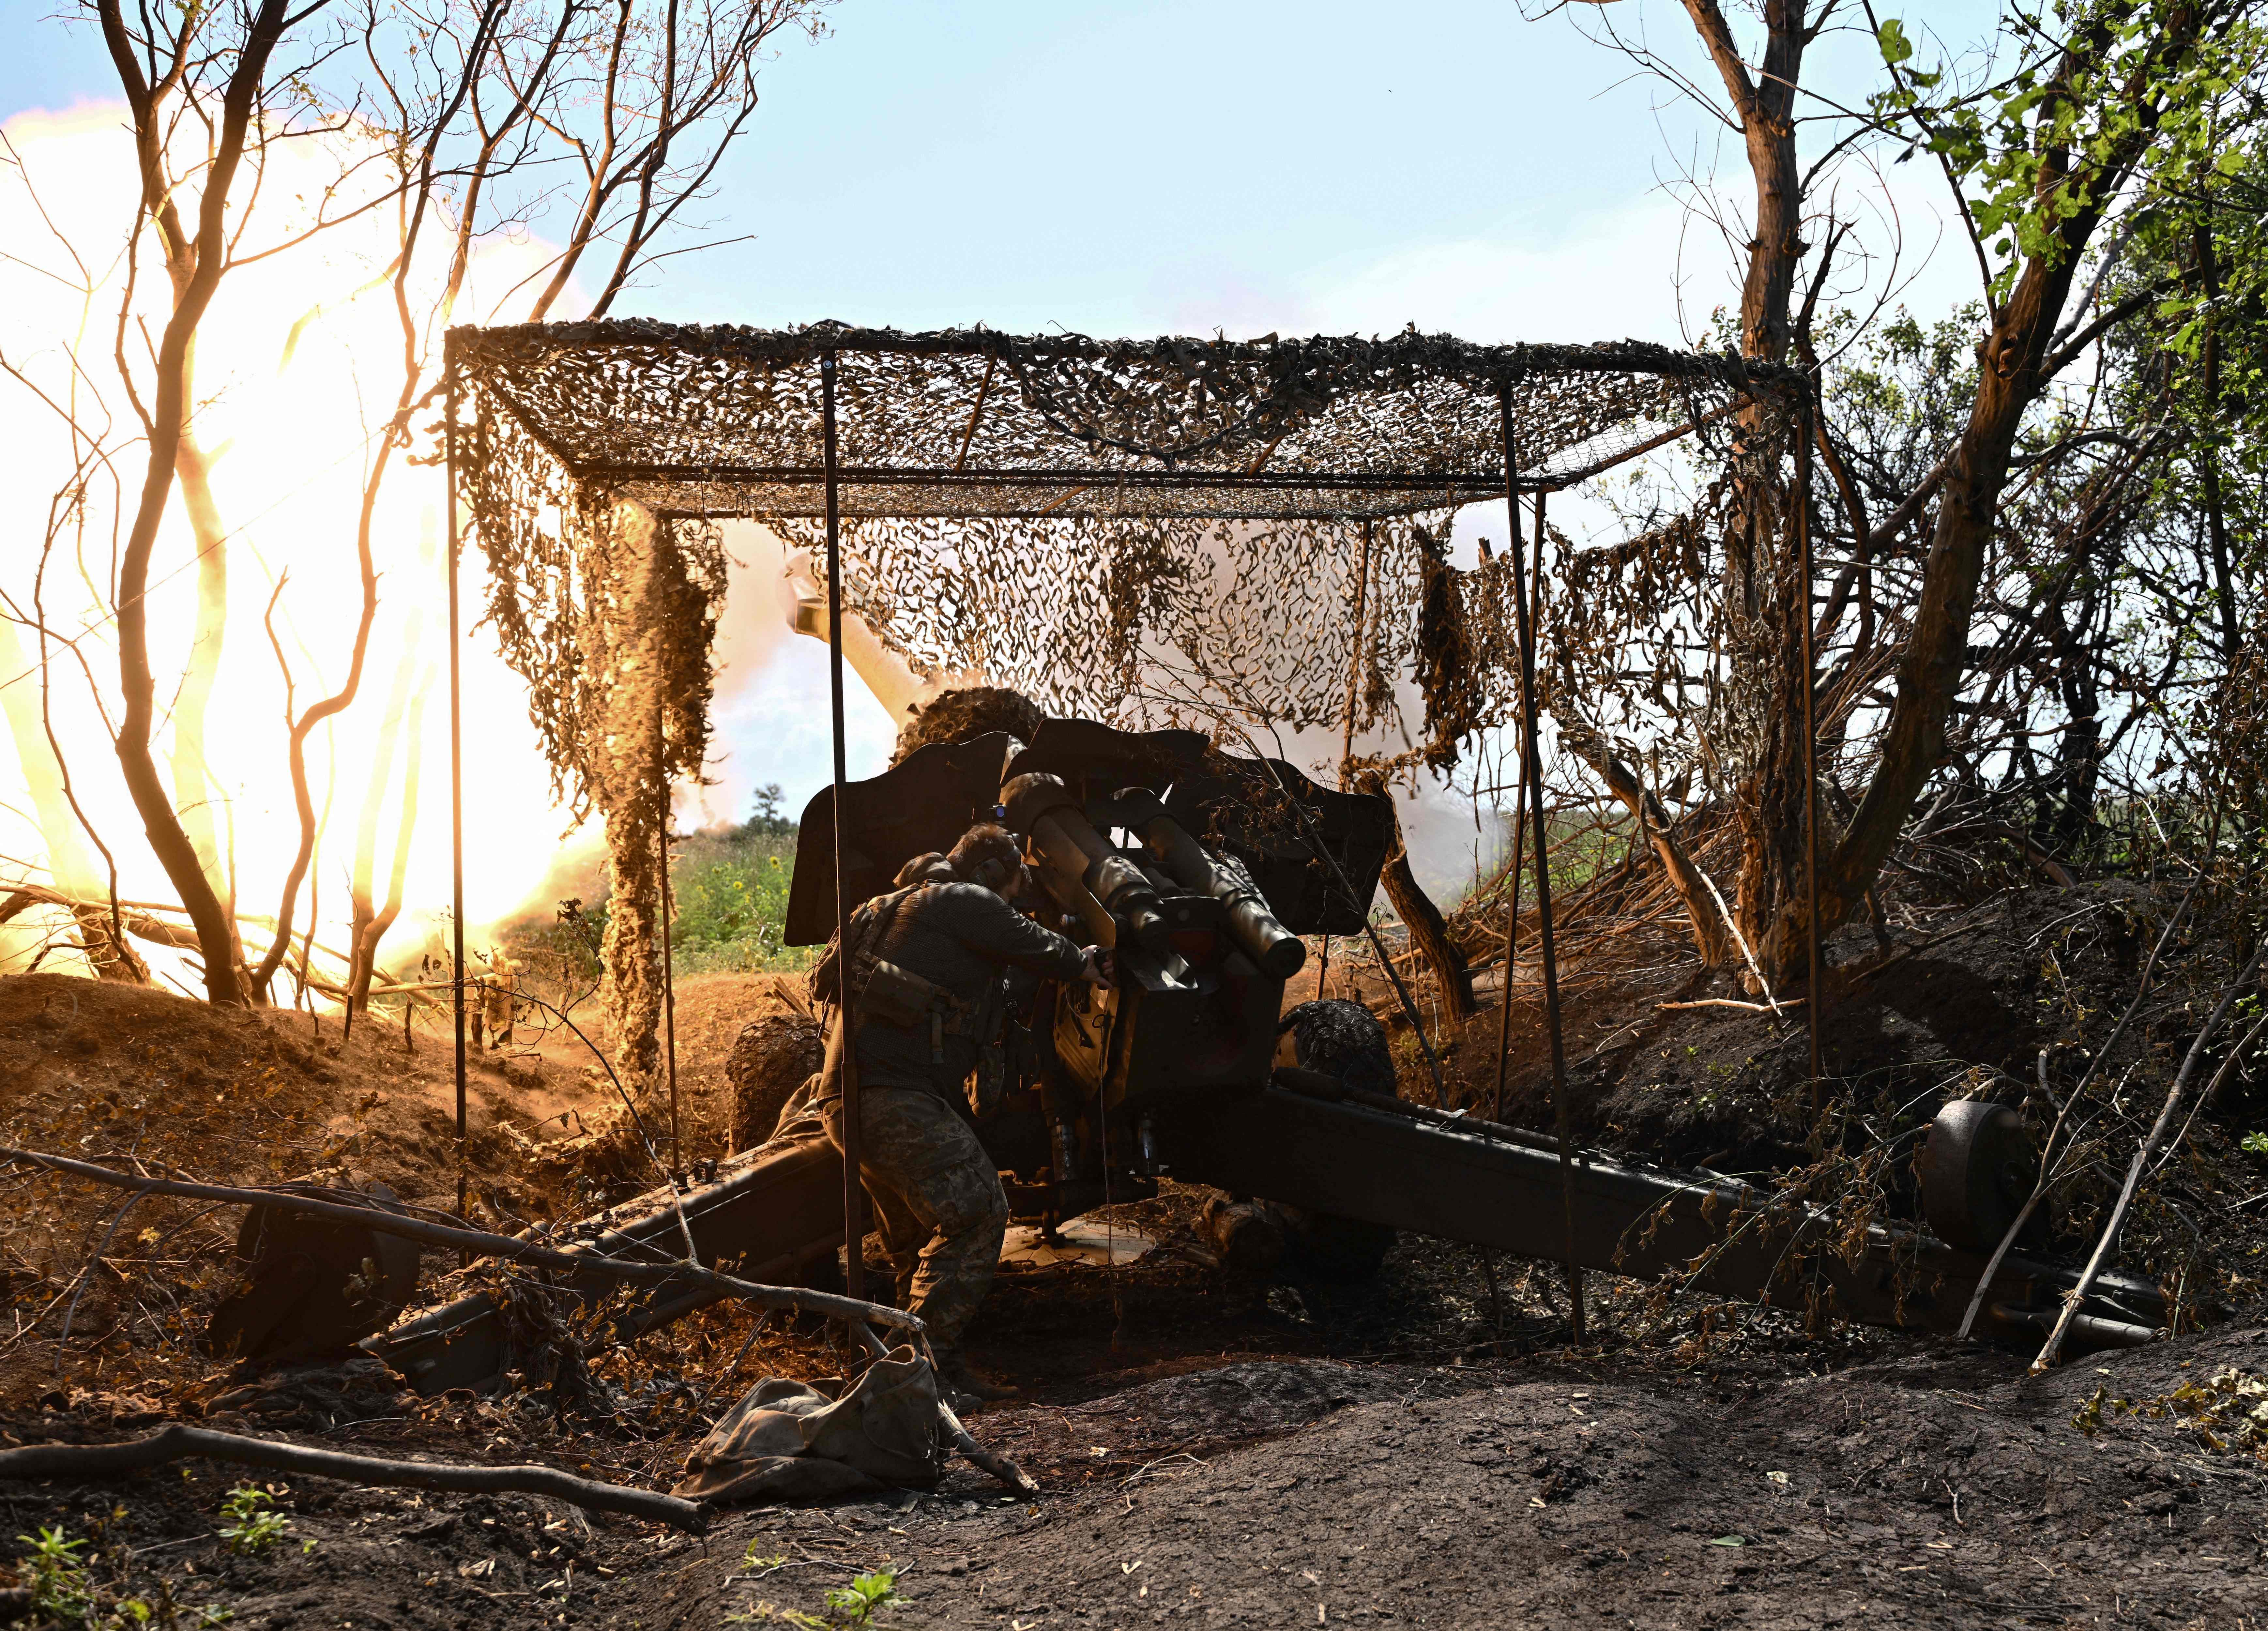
[2,880,2266,1628]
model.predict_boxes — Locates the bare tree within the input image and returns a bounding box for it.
[1548,0,2262,980]
[251,0,826,1005]
[96,0,328,1004]
[29,0,826,1008]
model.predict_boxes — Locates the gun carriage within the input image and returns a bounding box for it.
[376,718,2169,1395]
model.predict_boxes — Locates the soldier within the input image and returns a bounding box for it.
[481,952,518,1050]
[812,822,1103,1404]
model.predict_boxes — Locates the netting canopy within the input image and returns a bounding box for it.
[451,320,1791,790]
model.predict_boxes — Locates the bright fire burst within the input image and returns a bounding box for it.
[0,102,598,996]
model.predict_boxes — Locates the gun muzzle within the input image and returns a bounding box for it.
[1120,793,1307,981]
[1002,773,1174,955]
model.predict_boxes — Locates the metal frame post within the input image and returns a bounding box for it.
[822,351,866,1301]
[1492,488,1544,1124]
[445,352,468,1234]
[1317,518,1373,1003]
[1499,384,1584,1343]
[659,767,680,1167]
[1797,396,1825,1097]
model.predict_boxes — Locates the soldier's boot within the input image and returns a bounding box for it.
[934,1348,1018,1406]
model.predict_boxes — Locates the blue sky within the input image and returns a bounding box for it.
[5,0,1983,861]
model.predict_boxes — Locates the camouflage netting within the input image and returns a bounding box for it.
[453,321,1799,775]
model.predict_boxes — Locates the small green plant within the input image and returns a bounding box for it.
[15,1526,95,1622]
[216,1487,291,1555]
[741,1541,789,1570]
[825,1569,902,1626]
[723,1567,902,1628]
[2242,1132,2268,1155]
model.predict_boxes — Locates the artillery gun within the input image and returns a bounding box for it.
[375,719,2172,1394]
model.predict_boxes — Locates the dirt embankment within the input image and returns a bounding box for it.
[3,1332,2260,1628]
[4,885,2267,1628]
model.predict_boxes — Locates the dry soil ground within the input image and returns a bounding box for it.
[3,883,2267,1629]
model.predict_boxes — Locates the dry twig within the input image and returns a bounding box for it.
[0,1147,923,1336]
[0,1423,705,1531]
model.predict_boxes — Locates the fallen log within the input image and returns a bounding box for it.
[0,1424,705,1532]
[0,1147,923,1338]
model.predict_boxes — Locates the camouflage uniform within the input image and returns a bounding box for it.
[819,1088,1006,1347]
[812,879,1085,1349]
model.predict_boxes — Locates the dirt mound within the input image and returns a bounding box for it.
[1428,882,2210,1174]
[9,1328,2260,1628]
[646,969,809,1162]
[617,1323,2266,1628]
[0,970,619,1408]
[0,971,594,1210]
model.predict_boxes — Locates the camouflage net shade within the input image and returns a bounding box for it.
[451,319,1792,787]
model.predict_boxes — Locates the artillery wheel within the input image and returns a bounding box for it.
[1272,999,1399,1279]
[1921,1099,2047,1254]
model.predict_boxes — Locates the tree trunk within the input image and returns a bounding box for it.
[1556,719,1737,965]
[344,622,425,1016]
[349,671,430,1018]
[1809,252,2093,949]
[249,405,388,1004]
[97,0,295,1005]
[1680,0,1814,981]
[1361,774,1475,1020]
[170,411,238,949]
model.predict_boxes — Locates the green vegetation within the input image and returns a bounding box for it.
[723,1565,903,1627]
[668,822,809,975]
[216,1487,290,1556]
[6,1520,213,1628]
[495,785,813,995]
[14,1527,95,1622]
[824,1569,903,1625]
[668,785,812,974]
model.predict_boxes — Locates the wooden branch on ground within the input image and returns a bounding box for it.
[1656,998,1808,1014]
[0,1423,705,1531]
[938,1399,1040,1496]
[0,1147,924,1337]
[2032,943,2265,1373]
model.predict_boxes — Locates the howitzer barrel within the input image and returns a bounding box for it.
[1003,773,1173,954]
[1122,796,1306,980]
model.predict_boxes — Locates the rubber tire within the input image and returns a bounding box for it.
[1922,1100,2048,1254]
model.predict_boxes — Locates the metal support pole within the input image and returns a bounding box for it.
[659,768,680,1168]
[1491,489,1543,1124]
[1317,519,1374,1003]
[1499,385,1584,1343]
[1797,396,1825,1099]
[822,352,866,1302]
[445,357,468,1238]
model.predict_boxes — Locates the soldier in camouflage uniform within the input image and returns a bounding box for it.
[812,823,1100,1401]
